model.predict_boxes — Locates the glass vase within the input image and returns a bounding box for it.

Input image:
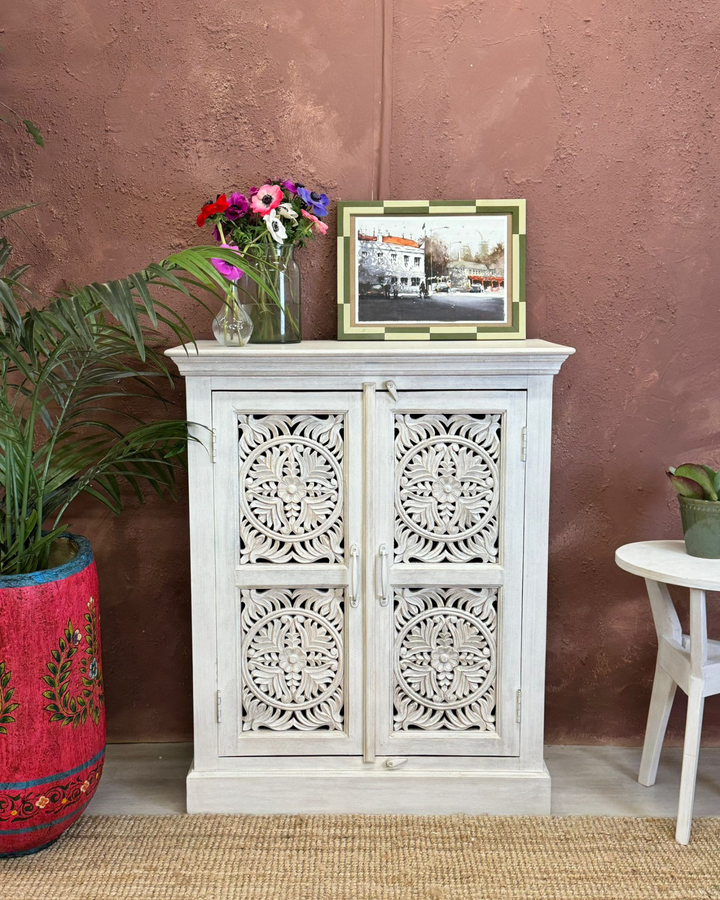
[242,244,301,344]
[212,284,254,347]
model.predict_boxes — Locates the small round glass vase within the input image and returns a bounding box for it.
[212,285,254,347]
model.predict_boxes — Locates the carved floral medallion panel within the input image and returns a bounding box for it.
[393,587,497,732]
[238,414,345,564]
[394,413,501,563]
[241,588,345,733]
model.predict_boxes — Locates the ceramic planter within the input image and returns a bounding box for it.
[679,496,720,559]
[0,534,105,857]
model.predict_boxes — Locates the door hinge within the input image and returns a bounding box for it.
[216,689,223,723]
[520,426,527,461]
[210,428,217,464]
[516,689,522,724]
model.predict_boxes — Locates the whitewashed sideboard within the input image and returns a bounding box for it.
[166,340,574,814]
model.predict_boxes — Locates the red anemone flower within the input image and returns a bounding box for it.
[197,194,230,227]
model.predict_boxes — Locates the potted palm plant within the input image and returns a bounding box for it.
[667,463,720,558]
[0,207,247,855]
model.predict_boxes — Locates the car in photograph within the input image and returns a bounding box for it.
[361,283,390,298]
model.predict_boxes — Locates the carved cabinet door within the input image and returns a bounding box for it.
[373,391,526,757]
[213,391,363,756]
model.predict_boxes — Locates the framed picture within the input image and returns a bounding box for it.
[337,199,525,340]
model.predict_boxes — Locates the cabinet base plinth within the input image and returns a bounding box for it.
[186,763,551,815]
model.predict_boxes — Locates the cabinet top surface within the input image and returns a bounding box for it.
[166,339,574,377]
[166,338,574,360]
[166,339,574,378]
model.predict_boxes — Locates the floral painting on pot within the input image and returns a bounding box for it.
[0,537,104,856]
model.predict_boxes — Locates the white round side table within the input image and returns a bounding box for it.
[616,540,720,844]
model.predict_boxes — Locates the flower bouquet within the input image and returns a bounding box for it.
[196,180,330,344]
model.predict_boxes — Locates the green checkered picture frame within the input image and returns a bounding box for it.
[337,199,526,340]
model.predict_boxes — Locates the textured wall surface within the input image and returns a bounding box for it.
[2,0,720,744]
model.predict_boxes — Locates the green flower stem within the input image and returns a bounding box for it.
[247,238,300,342]
[220,284,242,345]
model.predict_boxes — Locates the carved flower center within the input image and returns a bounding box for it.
[279,646,308,674]
[277,475,307,503]
[430,646,460,673]
[431,475,462,501]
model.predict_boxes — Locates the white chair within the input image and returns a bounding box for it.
[616,540,720,843]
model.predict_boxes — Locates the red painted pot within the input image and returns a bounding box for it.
[0,535,105,856]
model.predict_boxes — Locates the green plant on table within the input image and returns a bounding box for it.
[667,463,720,501]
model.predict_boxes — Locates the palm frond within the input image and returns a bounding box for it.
[0,239,224,575]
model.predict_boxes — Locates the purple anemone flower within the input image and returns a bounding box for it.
[211,244,244,282]
[297,186,329,217]
[281,179,297,195]
[225,192,249,220]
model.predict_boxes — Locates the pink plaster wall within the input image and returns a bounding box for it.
[2,0,720,744]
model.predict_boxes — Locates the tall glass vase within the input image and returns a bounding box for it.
[243,244,301,344]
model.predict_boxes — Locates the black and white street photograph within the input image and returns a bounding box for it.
[354,214,508,325]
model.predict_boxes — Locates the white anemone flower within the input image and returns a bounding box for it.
[265,209,288,244]
[277,203,298,220]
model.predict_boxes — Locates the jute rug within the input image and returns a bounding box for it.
[1,814,719,899]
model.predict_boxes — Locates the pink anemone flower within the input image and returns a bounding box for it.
[301,209,328,235]
[211,244,244,282]
[250,184,283,215]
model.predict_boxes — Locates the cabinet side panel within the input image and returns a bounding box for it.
[520,375,554,768]
[186,377,219,772]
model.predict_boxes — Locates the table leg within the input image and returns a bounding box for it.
[675,588,707,845]
[676,681,705,844]
[638,663,677,787]
[638,579,682,787]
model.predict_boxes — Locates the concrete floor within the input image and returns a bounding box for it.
[86,743,720,817]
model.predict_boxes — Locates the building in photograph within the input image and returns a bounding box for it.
[447,259,505,292]
[357,233,425,296]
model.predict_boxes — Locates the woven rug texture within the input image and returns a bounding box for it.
[1,814,719,900]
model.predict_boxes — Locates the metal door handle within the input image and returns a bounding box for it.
[377,543,389,607]
[349,544,360,607]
